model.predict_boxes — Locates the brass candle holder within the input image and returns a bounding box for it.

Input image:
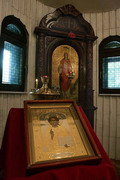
[30,76,60,99]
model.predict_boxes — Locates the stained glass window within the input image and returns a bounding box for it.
[99,36,120,94]
[104,41,120,49]
[2,41,23,85]
[6,24,22,35]
[103,56,120,89]
[0,15,28,91]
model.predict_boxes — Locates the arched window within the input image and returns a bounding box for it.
[0,15,28,92]
[99,35,120,94]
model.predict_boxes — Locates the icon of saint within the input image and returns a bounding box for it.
[58,52,73,97]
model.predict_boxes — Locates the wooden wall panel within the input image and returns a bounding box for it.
[0,0,120,160]
[116,97,120,159]
[109,97,117,158]
[89,10,120,159]
[0,0,55,147]
[95,13,104,143]
[0,94,9,147]
[102,97,110,153]
[116,9,120,28]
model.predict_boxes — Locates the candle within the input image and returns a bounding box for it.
[35,79,38,89]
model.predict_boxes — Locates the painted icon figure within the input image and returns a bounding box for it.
[58,52,73,97]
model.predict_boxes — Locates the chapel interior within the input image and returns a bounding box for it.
[0,0,120,179]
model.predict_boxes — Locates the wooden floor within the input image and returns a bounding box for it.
[111,160,120,180]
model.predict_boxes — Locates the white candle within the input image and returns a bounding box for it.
[35,79,38,89]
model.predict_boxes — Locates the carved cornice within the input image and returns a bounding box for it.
[35,4,96,37]
[58,4,81,16]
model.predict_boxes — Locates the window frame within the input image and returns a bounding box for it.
[99,35,120,95]
[0,15,28,92]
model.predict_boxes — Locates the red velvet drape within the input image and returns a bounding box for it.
[0,107,118,180]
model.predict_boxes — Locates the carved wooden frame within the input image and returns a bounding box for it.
[34,4,97,126]
[24,99,101,174]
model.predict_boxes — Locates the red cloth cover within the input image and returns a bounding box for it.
[0,107,118,180]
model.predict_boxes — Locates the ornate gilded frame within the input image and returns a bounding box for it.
[24,100,101,174]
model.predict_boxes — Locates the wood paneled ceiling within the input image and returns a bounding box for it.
[38,0,120,13]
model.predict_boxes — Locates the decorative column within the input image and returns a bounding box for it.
[85,39,96,127]
[35,32,45,87]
